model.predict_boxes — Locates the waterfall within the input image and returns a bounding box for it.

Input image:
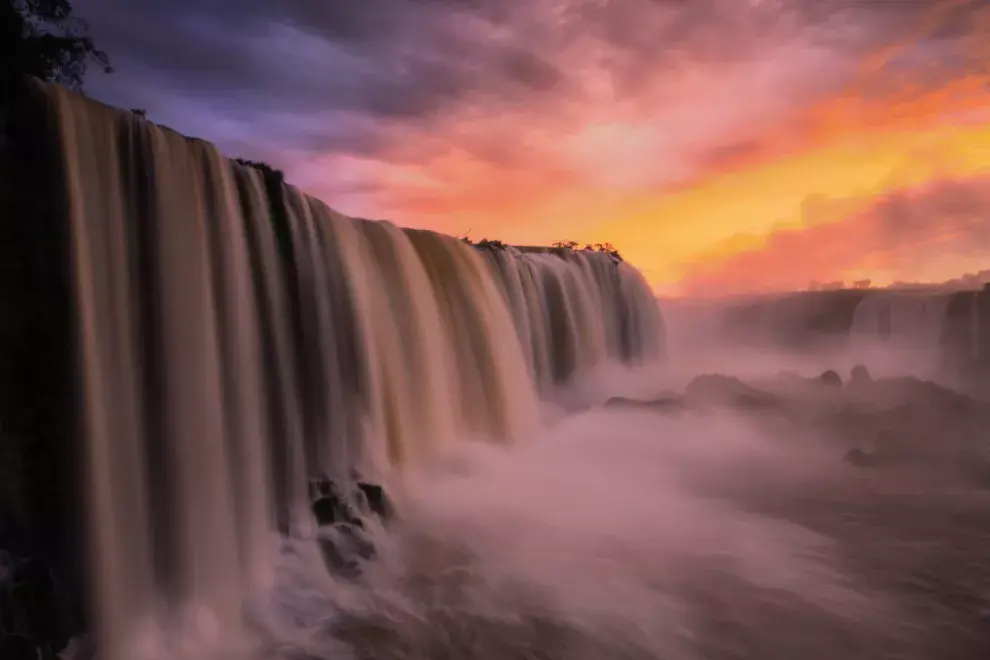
[11,80,665,658]
[479,246,665,394]
[850,291,952,348]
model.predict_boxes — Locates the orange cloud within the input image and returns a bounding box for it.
[675,175,990,297]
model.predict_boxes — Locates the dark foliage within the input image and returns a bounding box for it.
[473,238,506,252]
[1,0,111,95]
[235,157,282,176]
[460,236,508,252]
[552,239,623,261]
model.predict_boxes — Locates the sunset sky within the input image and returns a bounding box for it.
[74,0,990,296]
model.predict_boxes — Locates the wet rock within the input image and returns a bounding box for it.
[849,364,872,387]
[310,476,341,502]
[311,496,339,527]
[843,448,877,467]
[603,395,684,414]
[818,370,843,388]
[685,374,778,410]
[310,477,364,528]
[311,495,363,529]
[310,477,342,526]
[309,476,386,578]
[357,482,393,523]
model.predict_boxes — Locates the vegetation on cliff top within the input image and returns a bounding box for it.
[553,240,624,262]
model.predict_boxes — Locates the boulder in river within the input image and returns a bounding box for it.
[849,364,873,388]
[817,370,843,388]
[685,374,778,410]
[603,395,685,414]
[843,448,877,467]
[356,482,393,523]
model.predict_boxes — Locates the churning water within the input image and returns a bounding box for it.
[204,404,986,660]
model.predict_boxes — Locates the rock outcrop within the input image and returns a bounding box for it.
[309,476,393,578]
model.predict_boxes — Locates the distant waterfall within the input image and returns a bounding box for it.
[850,291,952,348]
[18,80,665,658]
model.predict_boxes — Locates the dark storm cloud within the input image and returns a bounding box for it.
[71,0,990,163]
[74,0,564,115]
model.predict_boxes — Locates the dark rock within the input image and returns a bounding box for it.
[310,477,385,576]
[311,497,340,527]
[685,374,778,410]
[357,482,393,523]
[603,395,684,413]
[843,448,876,467]
[310,475,388,530]
[818,370,843,388]
[310,477,366,528]
[849,364,872,387]
[310,476,341,502]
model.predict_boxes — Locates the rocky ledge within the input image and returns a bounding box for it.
[606,364,990,487]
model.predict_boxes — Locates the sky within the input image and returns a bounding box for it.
[72,0,990,296]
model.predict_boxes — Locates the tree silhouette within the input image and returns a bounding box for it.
[235,157,282,176]
[552,240,623,262]
[2,0,111,93]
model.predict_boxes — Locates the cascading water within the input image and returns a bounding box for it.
[23,80,666,658]
[850,291,952,348]
[478,246,665,401]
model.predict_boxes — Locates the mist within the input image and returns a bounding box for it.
[242,386,990,660]
[216,280,990,660]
